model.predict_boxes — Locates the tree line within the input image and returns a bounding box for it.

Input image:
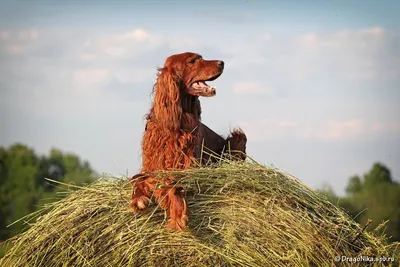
[319,162,400,242]
[0,143,96,248]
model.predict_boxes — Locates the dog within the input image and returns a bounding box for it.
[130,52,247,231]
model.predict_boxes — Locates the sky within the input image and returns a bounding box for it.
[0,0,399,195]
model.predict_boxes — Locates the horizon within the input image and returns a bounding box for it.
[1,0,399,196]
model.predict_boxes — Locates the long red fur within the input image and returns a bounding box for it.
[130,52,247,231]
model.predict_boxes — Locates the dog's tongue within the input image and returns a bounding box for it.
[191,81,216,95]
[193,81,209,89]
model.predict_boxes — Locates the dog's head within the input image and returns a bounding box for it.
[152,52,224,130]
[161,52,224,97]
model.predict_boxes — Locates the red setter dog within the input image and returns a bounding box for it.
[130,52,247,231]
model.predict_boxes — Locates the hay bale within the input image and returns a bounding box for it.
[1,161,399,267]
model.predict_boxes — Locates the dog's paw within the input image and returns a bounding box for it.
[166,215,188,231]
[129,196,150,212]
[229,128,247,144]
[226,128,247,160]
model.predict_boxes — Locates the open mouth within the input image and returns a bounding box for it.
[190,72,222,96]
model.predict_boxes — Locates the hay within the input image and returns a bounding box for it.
[1,161,399,267]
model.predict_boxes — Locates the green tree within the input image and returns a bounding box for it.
[320,162,400,242]
[0,144,40,238]
[0,147,9,239]
[345,175,362,195]
[0,144,97,242]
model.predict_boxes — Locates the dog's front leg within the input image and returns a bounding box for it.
[129,174,154,212]
[154,182,188,231]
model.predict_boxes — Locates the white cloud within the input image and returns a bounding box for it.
[299,27,385,48]
[0,29,38,42]
[0,27,185,105]
[240,118,400,142]
[113,68,155,84]
[369,122,400,134]
[17,30,39,41]
[261,34,272,42]
[300,32,318,45]
[77,28,201,61]
[0,29,152,123]
[360,26,385,37]
[76,29,163,59]
[233,82,269,95]
[0,31,9,40]
[115,28,150,42]
[5,44,25,54]
[295,26,397,81]
[0,29,39,55]
[223,26,400,96]
[72,68,111,89]
[239,119,299,142]
[306,119,366,141]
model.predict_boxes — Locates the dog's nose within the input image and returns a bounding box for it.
[217,60,224,68]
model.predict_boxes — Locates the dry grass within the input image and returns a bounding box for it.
[1,160,399,267]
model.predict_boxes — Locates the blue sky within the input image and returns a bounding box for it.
[0,0,399,195]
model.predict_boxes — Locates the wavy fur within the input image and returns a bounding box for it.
[130,52,247,231]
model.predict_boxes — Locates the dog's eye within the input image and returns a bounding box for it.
[188,58,197,64]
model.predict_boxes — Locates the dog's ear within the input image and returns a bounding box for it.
[153,67,182,131]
